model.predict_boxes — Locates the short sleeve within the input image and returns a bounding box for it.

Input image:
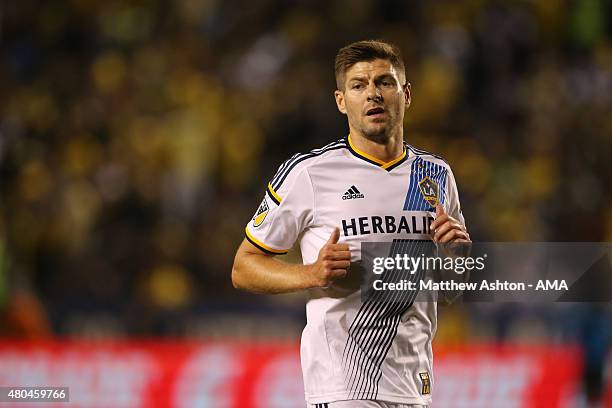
[445,168,465,226]
[245,166,314,254]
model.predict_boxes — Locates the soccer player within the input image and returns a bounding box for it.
[232,40,470,408]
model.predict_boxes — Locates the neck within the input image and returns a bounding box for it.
[348,127,405,163]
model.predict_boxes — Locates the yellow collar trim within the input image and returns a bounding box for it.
[348,134,406,169]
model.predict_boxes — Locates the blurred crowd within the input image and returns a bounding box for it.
[0,0,611,356]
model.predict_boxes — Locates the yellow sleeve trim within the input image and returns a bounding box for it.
[267,183,282,204]
[245,227,289,254]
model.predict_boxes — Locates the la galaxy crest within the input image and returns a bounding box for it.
[252,198,269,227]
[418,176,439,207]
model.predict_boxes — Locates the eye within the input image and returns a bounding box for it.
[352,83,363,90]
[382,80,392,87]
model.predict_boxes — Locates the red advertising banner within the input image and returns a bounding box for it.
[0,341,609,407]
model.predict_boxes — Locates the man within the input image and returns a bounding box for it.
[232,40,470,408]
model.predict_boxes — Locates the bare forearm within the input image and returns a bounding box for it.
[232,247,316,294]
[232,232,350,294]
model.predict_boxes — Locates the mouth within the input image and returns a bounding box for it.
[365,107,386,118]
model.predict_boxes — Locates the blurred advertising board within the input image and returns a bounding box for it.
[0,341,609,407]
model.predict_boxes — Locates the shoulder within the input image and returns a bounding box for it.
[267,138,347,199]
[406,143,453,171]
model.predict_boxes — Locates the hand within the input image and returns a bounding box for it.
[430,204,470,243]
[311,228,351,287]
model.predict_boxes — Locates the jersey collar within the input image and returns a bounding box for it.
[346,134,408,171]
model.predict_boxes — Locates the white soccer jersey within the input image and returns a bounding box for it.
[245,135,465,406]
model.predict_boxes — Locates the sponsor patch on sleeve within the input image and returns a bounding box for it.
[252,198,269,228]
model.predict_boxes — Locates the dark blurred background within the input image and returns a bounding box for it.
[0,1,611,404]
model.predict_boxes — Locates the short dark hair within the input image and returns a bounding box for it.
[334,40,406,90]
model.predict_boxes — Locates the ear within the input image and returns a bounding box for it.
[334,90,347,115]
[403,82,411,109]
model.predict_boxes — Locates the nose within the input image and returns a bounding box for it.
[366,82,382,102]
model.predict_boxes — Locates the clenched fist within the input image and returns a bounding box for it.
[310,228,351,287]
[430,204,470,243]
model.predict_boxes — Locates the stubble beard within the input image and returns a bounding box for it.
[361,118,398,145]
[362,127,389,144]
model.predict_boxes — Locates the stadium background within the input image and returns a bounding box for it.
[0,0,611,407]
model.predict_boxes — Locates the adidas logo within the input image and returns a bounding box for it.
[342,185,365,200]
